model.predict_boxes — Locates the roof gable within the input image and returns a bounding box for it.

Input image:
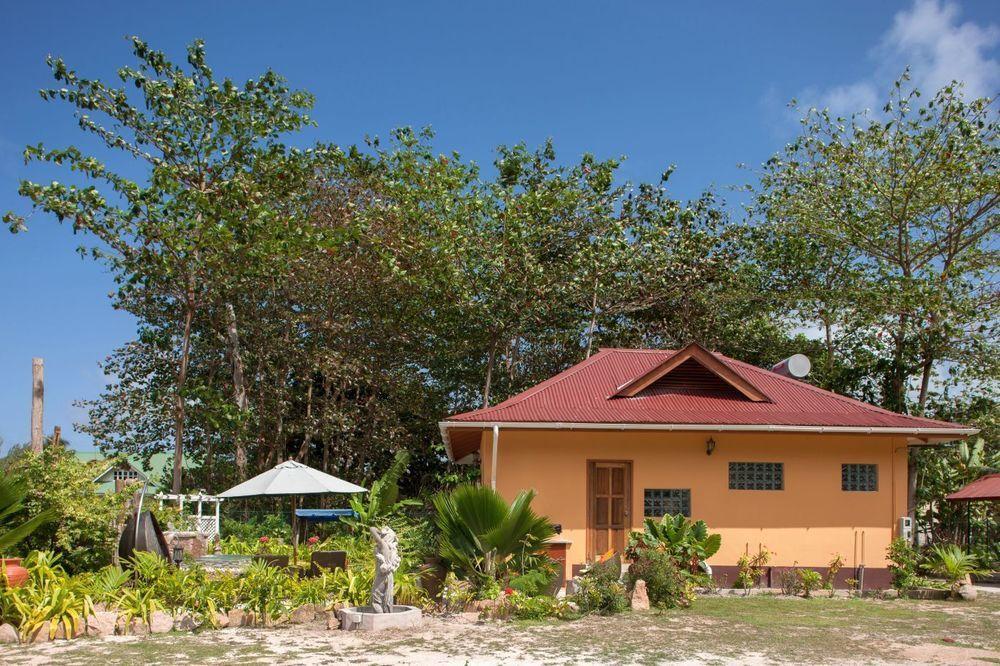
[613,342,769,402]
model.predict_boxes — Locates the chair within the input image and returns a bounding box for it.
[310,550,348,576]
[253,554,289,569]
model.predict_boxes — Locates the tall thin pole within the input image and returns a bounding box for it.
[31,358,44,453]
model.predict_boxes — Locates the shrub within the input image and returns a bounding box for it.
[823,554,844,595]
[487,590,574,620]
[797,569,822,598]
[735,549,771,591]
[508,568,556,597]
[626,548,694,609]
[4,448,130,572]
[778,567,800,595]
[926,544,988,598]
[886,537,924,591]
[625,514,721,573]
[572,558,628,615]
[433,484,554,594]
[0,551,93,641]
[439,572,475,613]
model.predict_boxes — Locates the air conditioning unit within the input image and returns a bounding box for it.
[899,516,913,542]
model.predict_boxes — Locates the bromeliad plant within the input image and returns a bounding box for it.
[625,513,721,573]
[433,484,555,594]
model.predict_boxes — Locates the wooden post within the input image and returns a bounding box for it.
[31,358,44,453]
[291,496,299,565]
[52,425,61,448]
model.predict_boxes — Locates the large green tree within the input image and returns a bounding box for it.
[754,74,999,520]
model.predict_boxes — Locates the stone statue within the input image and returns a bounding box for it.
[369,526,401,613]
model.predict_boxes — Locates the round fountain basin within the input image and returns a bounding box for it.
[338,605,422,631]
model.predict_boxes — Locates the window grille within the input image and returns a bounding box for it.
[842,464,877,491]
[729,462,783,490]
[643,489,691,517]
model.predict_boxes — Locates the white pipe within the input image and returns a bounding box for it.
[491,425,499,490]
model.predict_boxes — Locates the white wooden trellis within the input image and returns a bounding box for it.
[154,491,223,540]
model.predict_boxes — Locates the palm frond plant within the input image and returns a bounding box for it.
[927,544,989,598]
[0,472,54,554]
[433,484,554,594]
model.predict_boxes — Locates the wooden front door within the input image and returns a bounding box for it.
[587,461,632,560]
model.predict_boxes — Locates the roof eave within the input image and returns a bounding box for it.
[438,419,977,459]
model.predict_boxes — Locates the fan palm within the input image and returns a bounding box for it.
[433,484,554,585]
[928,544,988,598]
[0,473,54,553]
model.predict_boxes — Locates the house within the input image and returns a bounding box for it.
[73,451,182,494]
[438,342,976,588]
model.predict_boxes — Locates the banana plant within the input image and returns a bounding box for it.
[625,513,721,572]
[343,450,421,530]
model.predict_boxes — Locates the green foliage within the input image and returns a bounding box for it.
[486,591,574,621]
[571,561,628,616]
[0,470,54,554]
[887,537,925,591]
[344,450,422,530]
[823,554,845,593]
[625,513,721,572]
[735,549,771,591]
[3,448,130,572]
[238,560,289,623]
[433,484,555,591]
[927,544,989,597]
[508,568,556,597]
[0,551,93,641]
[626,547,694,609]
[439,572,475,613]
[222,513,290,542]
[796,569,823,598]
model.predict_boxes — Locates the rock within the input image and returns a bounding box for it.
[128,618,150,636]
[149,611,173,634]
[566,601,579,613]
[226,609,245,627]
[289,605,315,624]
[881,589,899,600]
[214,612,230,629]
[325,610,340,630]
[565,578,581,595]
[958,583,978,601]
[631,579,650,611]
[86,612,118,637]
[28,623,52,643]
[173,613,198,632]
[52,621,83,640]
[0,623,19,644]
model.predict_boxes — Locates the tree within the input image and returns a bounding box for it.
[6,38,317,491]
[754,74,999,520]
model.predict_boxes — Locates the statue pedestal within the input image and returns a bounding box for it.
[338,605,423,631]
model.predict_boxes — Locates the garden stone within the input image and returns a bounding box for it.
[27,624,52,644]
[565,578,581,595]
[149,611,173,633]
[289,605,314,624]
[87,612,118,637]
[0,623,19,644]
[128,618,150,636]
[214,612,230,628]
[325,610,340,630]
[174,613,198,631]
[226,609,244,627]
[631,579,650,611]
[958,583,977,601]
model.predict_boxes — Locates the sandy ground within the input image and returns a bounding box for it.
[2,597,998,665]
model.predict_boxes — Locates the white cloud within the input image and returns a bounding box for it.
[777,0,999,122]
[882,0,1000,99]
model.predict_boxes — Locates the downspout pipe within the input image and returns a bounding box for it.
[491,425,499,490]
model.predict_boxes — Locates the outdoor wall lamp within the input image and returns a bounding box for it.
[706,437,716,456]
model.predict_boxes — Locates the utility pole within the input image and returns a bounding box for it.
[31,357,44,453]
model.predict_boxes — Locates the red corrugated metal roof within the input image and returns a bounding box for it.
[444,346,969,431]
[946,474,1000,501]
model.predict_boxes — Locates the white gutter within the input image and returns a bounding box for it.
[438,420,977,460]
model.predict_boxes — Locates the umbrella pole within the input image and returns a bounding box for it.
[291,495,298,565]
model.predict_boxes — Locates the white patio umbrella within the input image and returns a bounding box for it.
[218,460,366,563]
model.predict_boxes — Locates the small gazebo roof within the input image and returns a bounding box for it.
[946,473,1000,502]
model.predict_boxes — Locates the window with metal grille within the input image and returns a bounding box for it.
[113,468,140,481]
[729,462,783,490]
[842,464,877,491]
[643,489,691,517]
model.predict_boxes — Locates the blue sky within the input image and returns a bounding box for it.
[1,1,997,452]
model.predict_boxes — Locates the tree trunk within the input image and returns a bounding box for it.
[482,340,498,408]
[917,354,934,414]
[225,303,250,480]
[585,274,599,359]
[296,380,314,463]
[172,289,196,494]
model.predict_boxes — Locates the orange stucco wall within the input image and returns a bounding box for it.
[479,428,908,572]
